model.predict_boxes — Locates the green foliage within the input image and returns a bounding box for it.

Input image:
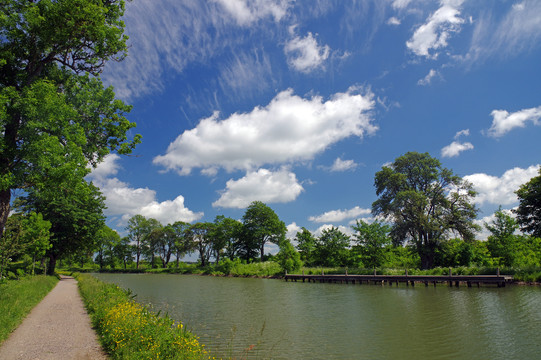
[351,220,391,268]
[0,0,140,241]
[76,273,209,359]
[275,239,303,274]
[0,275,58,344]
[515,168,541,238]
[185,222,214,267]
[242,201,286,261]
[294,227,317,266]
[372,152,479,269]
[313,227,351,267]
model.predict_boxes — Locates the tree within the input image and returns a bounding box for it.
[19,178,106,274]
[186,222,214,267]
[126,215,156,269]
[485,208,520,267]
[351,220,391,268]
[294,227,317,265]
[95,225,120,270]
[0,0,140,241]
[113,236,133,270]
[23,212,52,274]
[515,168,541,238]
[242,201,286,261]
[169,221,191,267]
[211,216,243,262]
[314,227,351,267]
[275,239,302,273]
[372,152,479,269]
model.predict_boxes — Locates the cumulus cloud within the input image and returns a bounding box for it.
[284,32,330,73]
[441,141,473,157]
[213,168,304,208]
[406,0,465,58]
[487,106,541,137]
[309,206,371,223]
[153,87,376,175]
[214,0,291,26]
[417,69,440,85]
[286,222,302,241]
[313,224,354,238]
[88,156,203,225]
[464,165,540,205]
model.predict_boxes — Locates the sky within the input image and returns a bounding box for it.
[88,0,541,249]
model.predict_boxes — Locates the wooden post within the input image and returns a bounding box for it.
[497,267,500,277]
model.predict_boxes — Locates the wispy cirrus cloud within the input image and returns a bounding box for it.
[487,106,541,138]
[214,0,291,26]
[154,87,376,175]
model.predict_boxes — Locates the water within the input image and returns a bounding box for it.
[94,273,541,359]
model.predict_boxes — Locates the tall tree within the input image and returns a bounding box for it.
[95,225,120,270]
[314,227,351,267]
[242,201,286,261]
[211,215,243,262]
[372,152,479,269]
[351,219,391,268]
[169,221,191,267]
[0,0,140,240]
[186,222,214,267]
[126,215,156,269]
[485,207,520,267]
[515,168,541,238]
[295,227,317,266]
[19,178,106,274]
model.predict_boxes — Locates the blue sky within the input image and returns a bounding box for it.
[88,0,541,245]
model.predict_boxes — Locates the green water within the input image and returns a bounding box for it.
[94,273,541,359]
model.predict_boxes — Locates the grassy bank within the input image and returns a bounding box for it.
[0,275,59,344]
[75,273,212,359]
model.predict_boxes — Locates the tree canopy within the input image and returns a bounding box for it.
[372,152,479,269]
[242,201,286,261]
[515,168,541,238]
[0,0,140,239]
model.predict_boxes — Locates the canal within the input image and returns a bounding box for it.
[94,273,541,359]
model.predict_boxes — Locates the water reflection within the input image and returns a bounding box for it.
[94,273,541,360]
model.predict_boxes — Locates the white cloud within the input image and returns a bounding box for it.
[441,141,474,158]
[454,128,470,139]
[89,156,203,225]
[284,32,330,73]
[313,224,354,238]
[466,0,541,63]
[327,158,358,172]
[417,69,440,85]
[286,222,302,241]
[214,0,291,26]
[392,0,412,10]
[154,87,376,175]
[465,165,540,205]
[387,17,401,26]
[406,0,465,58]
[213,168,304,208]
[487,106,541,138]
[309,206,371,223]
[87,154,121,182]
[218,49,274,97]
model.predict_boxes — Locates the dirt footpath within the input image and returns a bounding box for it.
[0,275,107,360]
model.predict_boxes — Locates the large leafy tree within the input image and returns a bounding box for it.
[351,219,391,268]
[185,222,214,267]
[294,227,317,265]
[515,168,541,238]
[313,227,351,267]
[19,177,106,274]
[0,0,140,239]
[211,215,243,262]
[372,152,479,269]
[242,201,286,261]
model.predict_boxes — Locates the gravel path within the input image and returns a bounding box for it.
[0,275,107,360]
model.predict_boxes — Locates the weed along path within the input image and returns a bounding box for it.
[0,275,107,360]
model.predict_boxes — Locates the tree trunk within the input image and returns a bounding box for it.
[260,242,265,262]
[0,189,11,241]
[47,254,57,275]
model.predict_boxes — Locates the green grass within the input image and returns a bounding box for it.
[75,273,212,359]
[0,275,59,344]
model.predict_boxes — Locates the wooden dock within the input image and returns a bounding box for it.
[284,272,513,288]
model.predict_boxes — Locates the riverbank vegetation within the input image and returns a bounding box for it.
[0,275,58,344]
[75,273,211,359]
